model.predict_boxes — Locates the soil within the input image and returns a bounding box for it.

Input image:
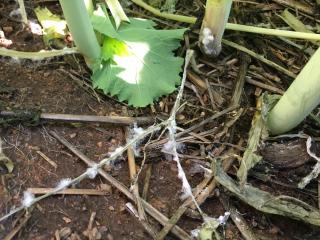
[1,1,320,240]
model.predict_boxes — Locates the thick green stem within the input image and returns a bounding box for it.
[199,0,233,57]
[59,0,100,62]
[267,48,320,135]
[17,0,28,24]
[0,47,77,60]
[131,0,320,41]
[83,0,94,15]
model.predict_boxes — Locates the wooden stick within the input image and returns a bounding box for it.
[245,78,284,95]
[36,151,58,169]
[230,53,251,107]
[142,164,152,200]
[51,131,191,240]
[125,127,146,220]
[27,188,109,196]
[0,111,154,126]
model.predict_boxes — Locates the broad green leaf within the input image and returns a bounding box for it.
[101,37,130,61]
[91,6,187,107]
[91,5,118,38]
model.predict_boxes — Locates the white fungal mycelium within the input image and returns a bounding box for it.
[217,212,230,225]
[129,123,145,156]
[22,191,35,208]
[86,164,99,179]
[201,27,215,56]
[56,178,72,190]
[190,228,200,238]
[112,146,124,155]
[164,120,194,200]
[9,9,21,18]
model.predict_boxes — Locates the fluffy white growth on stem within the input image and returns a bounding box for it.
[9,9,21,18]
[217,212,230,225]
[162,140,176,155]
[133,124,144,136]
[112,146,124,156]
[190,229,200,238]
[56,178,72,190]
[168,120,177,135]
[177,160,192,197]
[22,191,35,208]
[86,164,99,179]
[201,27,215,56]
[165,120,194,200]
[162,140,183,159]
[129,124,145,156]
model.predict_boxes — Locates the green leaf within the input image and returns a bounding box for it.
[34,7,67,45]
[91,6,187,107]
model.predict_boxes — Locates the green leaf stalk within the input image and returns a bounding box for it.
[59,0,100,62]
[267,48,320,135]
[199,0,233,57]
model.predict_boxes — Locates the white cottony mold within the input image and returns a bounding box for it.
[201,27,215,56]
[162,140,183,157]
[113,146,124,155]
[218,212,230,225]
[190,228,200,238]
[22,191,35,208]
[86,164,99,179]
[9,9,21,18]
[132,124,144,136]
[129,123,145,157]
[56,178,72,190]
[177,161,193,199]
[162,140,176,155]
[168,120,177,135]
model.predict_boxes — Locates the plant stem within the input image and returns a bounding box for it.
[222,39,296,78]
[226,23,320,41]
[131,0,195,23]
[199,0,233,57]
[267,48,320,135]
[0,47,77,60]
[83,0,94,15]
[17,0,28,24]
[59,0,101,62]
[131,0,320,41]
